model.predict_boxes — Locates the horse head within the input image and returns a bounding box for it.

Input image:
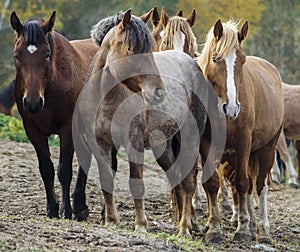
[98,9,166,105]
[11,11,56,114]
[199,19,248,119]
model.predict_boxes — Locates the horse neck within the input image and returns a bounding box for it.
[0,80,15,108]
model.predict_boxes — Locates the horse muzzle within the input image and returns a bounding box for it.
[222,102,240,119]
[143,87,166,105]
[23,96,45,114]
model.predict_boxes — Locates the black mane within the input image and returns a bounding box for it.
[91,11,154,53]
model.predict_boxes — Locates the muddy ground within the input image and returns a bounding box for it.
[0,139,299,251]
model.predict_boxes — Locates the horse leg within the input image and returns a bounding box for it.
[57,128,74,219]
[201,138,223,243]
[234,136,252,242]
[255,150,276,243]
[294,140,300,183]
[96,143,119,227]
[192,161,203,212]
[276,132,298,187]
[216,164,232,213]
[24,122,59,218]
[271,152,281,185]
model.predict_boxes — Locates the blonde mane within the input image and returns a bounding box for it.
[198,20,240,78]
[159,16,198,57]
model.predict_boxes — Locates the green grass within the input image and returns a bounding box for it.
[0,113,59,146]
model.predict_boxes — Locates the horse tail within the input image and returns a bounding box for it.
[90,11,124,46]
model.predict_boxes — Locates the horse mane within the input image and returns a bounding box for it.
[160,16,198,56]
[90,11,124,46]
[198,19,240,78]
[91,11,154,53]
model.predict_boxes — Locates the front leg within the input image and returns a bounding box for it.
[57,128,75,219]
[24,121,59,218]
[97,143,119,227]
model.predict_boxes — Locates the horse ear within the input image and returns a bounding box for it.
[151,6,160,27]
[213,19,223,41]
[121,9,131,29]
[238,21,248,42]
[186,8,196,27]
[42,11,56,33]
[161,6,169,28]
[140,7,154,23]
[176,9,183,17]
[10,11,23,36]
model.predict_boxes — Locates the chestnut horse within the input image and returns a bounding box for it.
[72,9,210,236]
[10,11,98,218]
[271,82,300,187]
[0,80,15,115]
[197,20,284,243]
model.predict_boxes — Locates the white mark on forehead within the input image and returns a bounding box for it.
[160,30,165,38]
[27,44,38,54]
[224,51,237,107]
[173,31,185,51]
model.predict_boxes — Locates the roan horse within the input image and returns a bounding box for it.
[271,82,300,187]
[197,20,284,243]
[10,11,98,218]
[0,80,15,115]
[72,9,209,236]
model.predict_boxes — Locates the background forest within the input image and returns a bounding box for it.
[0,0,300,89]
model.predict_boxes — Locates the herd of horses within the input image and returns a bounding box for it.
[1,6,299,245]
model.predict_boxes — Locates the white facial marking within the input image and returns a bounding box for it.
[173,31,185,51]
[224,51,238,117]
[159,30,165,38]
[27,44,38,54]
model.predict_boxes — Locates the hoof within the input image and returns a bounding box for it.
[258,235,272,244]
[177,228,192,238]
[289,183,299,189]
[61,206,72,219]
[205,231,223,243]
[105,220,119,228]
[47,203,59,219]
[135,226,147,233]
[234,231,252,242]
[74,208,89,221]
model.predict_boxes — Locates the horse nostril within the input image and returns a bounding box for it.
[154,88,164,101]
[39,97,44,107]
[23,97,28,107]
[222,103,227,115]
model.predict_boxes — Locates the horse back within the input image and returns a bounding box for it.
[243,56,284,150]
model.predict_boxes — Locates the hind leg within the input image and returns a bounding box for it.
[255,148,276,244]
[276,132,298,187]
[293,140,300,183]
[201,139,223,243]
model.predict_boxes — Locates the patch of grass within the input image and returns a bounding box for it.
[0,113,59,146]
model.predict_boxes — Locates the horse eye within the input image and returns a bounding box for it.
[212,58,217,63]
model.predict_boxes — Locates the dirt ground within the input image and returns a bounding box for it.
[0,139,299,251]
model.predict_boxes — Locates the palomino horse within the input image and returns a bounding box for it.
[271,82,300,187]
[151,7,185,51]
[10,11,98,218]
[197,20,284,243]
[0,80,15,115]
[72,9,210,236]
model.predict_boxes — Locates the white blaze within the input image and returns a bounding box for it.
[224,51,238,117]
[27,44,38,54]
[173,31,185,51]
[159,30,164,38]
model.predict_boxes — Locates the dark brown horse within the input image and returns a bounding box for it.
[10,11,98,218]
[0,80,15,115]
[73,9,209,237]
[197,19,284,243]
